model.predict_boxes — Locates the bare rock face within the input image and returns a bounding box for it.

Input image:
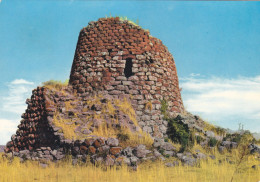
[106,138,119,147]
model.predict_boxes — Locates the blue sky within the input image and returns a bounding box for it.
[0,1,260,144]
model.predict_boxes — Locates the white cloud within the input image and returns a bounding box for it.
[11,79,34,85]
[180,75,260,132]
[0,119,17,145]
[189,73,201,77]
[2,79,35,114]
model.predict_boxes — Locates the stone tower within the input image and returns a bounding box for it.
[5,17,185,161]
[69,17,184,136]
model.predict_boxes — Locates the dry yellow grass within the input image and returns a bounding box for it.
[42,79,68,89]
[114,97,139,127]
[0,152,259,182]
[144,101,153,111]
[53,113,78,139]
[51,96,153,147]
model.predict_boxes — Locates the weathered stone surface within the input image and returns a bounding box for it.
[153,149,162,158]
[84,138,95,146]
[221,141,232,148]
[110,147,122,155]
[221,141,238,150]
[164,150,175,157]
[130,156,139,165]
[249,144,260,154]
[206,131,215,138]
[164,160,179,167]
[218,146,225,153]
[88,146,96,154]
[105,155,115,166]
[122,147,133,157]
[161,142,176,151]
[178,154,197,166]
[153,138,164,148]
[106,138,119,147]
[133,145,151,158]
[123,157,131,165]
[195,152,207,160]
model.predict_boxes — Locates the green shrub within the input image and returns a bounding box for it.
[195,135,203,144]
[213,127,226,136]
[208,137,218,147]
[165,154,170,158]
[160,99,168,119]
[158,148,165,155]
[223,131,253,144]
[232,134,242,143]
[166,116,193,152]
[164,138,169,142]
[189,130,196,147]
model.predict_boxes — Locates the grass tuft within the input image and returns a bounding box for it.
[42,79,68,90]
[0,151,259,182]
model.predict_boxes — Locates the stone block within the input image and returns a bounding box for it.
[106,138,119,147]
[110,147,122,155]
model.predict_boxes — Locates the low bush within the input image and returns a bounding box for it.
[208,137,218,147]
[166,116,194,152]
[158,148,165,155]
[164,138,169,142]
[223,131,254,144]
[213,127,226,136]
[195,135,203,144]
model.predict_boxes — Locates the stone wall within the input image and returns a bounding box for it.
[4,85,178,164]
[5,87,59,153]
[4,86,165,164]
[69,17,184,137]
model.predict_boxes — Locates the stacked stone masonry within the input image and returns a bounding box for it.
[69,17,184,137]
[5,17,185,164]
[5,87,59,153]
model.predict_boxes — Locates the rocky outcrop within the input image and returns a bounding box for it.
[249,144,260,154]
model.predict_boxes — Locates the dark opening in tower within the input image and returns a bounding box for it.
[124,58,134,78]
